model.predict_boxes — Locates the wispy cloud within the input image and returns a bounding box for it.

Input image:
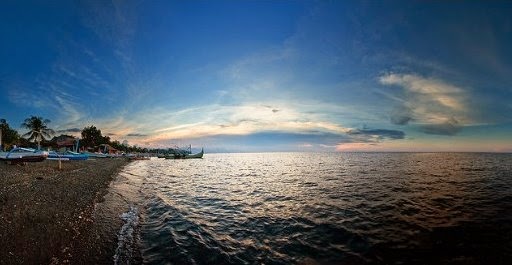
[76,99,409,150]
[79,0,137,66]
[380,73,466,112]
[54,95,84,126]
[379,73,470,135]
[126,133,148,137]
[347,128,405,141]
[56,128,81,133]
[143,103,352,144]
[5,78,53,109]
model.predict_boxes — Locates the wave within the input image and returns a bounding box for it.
[113,205,140,265]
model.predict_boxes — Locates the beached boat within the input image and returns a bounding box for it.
[82,151,109,158]
[0,147,48,163]
[47,151,89,161]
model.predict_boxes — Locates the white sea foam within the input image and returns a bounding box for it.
[113,205,139,265]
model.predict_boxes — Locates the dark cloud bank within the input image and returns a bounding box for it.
[419,118,462,136]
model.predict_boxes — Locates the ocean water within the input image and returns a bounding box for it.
[105,153,512,264]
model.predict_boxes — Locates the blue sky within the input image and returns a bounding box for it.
[1,0,511,152]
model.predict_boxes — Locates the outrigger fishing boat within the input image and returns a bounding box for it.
[163,146,204,159]
[0,147,49,163]
[47,151,89,161]
[183,148,203,159]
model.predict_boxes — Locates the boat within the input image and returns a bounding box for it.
[170,148,203,159]
[183,148,203,159]
[163,154,175,159]
[82,151,109,158]
[125,153,151,160]
[47,151,89,161]
[162,146,204,159]
[0,147,49,163]
[128,155,151,160]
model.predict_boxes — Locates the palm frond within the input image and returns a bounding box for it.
[22,131,33,138]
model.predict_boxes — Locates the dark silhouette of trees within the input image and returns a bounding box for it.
[0,118,20,150]
[80,125,110,149]
[2,118,170,153]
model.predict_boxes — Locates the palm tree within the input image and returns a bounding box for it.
[21,116,55,149]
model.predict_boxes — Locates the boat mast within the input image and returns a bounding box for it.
[74,138,80,152]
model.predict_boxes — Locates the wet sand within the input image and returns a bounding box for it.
[0,158,130,264]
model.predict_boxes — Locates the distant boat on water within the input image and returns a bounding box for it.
[0,147,48,163]
[163,148,204,159]
[184,148,204,159]
[128,155,151,160]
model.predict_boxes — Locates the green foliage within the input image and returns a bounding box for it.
[0,118,21,150]
[21,116,55,149]
[80,125,110,148]
[109,140,126,152]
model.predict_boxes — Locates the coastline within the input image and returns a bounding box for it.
[0,158,130,264]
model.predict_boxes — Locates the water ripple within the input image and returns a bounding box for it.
[117,153,512,264]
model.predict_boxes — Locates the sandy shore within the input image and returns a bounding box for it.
[0,158,130,264]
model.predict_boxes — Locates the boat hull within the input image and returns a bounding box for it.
[174,149,203,159]
[47,155,88,161]
[48,151,89,161]
[0,155,47,163]
[0,148,48,163]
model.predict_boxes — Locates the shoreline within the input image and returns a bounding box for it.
[0,158,130,264]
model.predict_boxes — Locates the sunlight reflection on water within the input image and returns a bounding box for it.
[117,153,512,264]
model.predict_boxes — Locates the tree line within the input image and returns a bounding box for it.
[0,116,147,153]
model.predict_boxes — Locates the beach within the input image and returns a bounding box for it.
[0,158,130,264]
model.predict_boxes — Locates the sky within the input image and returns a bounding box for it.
[1,0,511,152]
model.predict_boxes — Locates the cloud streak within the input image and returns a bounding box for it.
[347,128,405,140]
[53,98,389,149]
[379,73,470,135]
[89,100,408,149]
[56,128,81,133]
[380,73,466,112]
[126,133,148,137]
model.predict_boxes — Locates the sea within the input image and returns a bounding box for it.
[93,152,512,265]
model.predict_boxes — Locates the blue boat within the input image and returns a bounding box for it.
[47,151,89,161]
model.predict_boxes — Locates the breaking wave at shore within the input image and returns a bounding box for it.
[114,206,139,265]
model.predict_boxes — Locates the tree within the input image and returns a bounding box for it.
[81,125,106,149]
[110,140,126,153]
[0,119,20,150]
[21,116,55,150]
